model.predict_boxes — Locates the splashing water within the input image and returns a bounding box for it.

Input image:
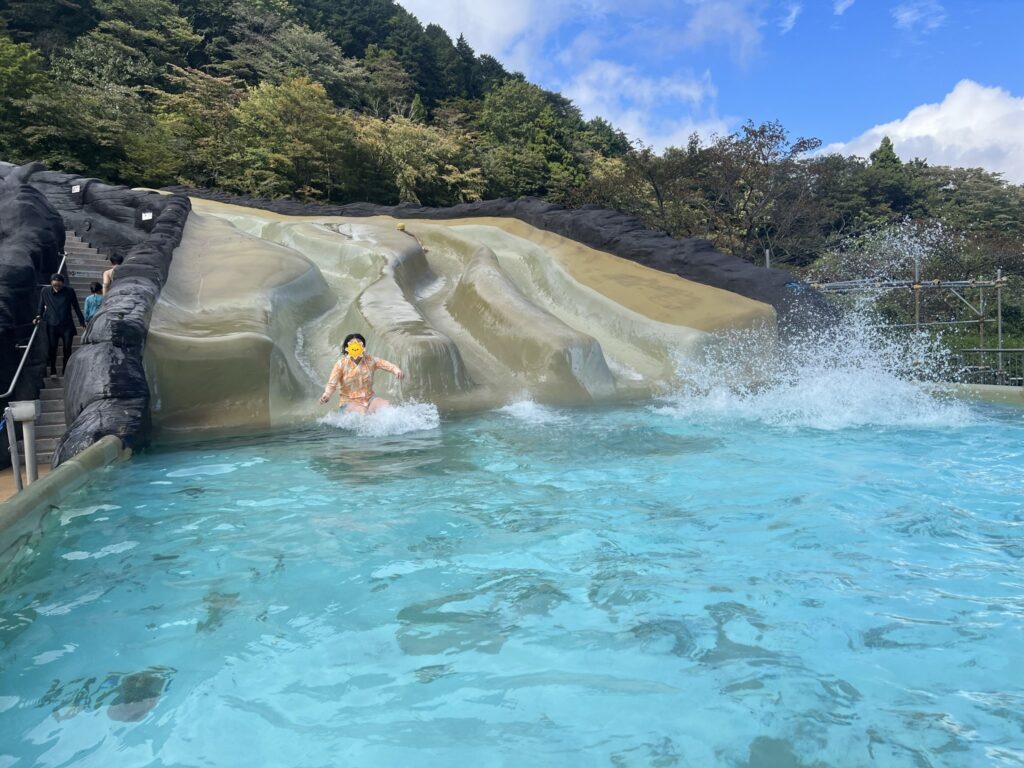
[660,309,975,430]
[318,402,440,436]
[807,219,961,285]
[497,400,570,425]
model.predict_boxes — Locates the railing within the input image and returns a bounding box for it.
[953,348,1024,387]
[1,252,67,400]
[3,252,67,492]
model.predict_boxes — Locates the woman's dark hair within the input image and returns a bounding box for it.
[109,254,124,265]
[343,333,366,349]
[90,281,102,293]
[50,273,64,282]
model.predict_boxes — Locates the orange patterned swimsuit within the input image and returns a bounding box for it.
[323,354,401,409]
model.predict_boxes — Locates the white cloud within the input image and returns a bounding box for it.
[560,60,730,149]
[395,0,754,147]
[396,0,574,73]
[399,1,770,77]
[834,0,855,14]
[824,80,1024,183]
[679,0,764,64]
[892,1,947,33]
[779,3,802,34]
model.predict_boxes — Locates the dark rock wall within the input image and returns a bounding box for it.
[0,162,171,256]
[0,164,65,469]
[55,194,191,465]
[165,188,835,330]
[0,160,191,467]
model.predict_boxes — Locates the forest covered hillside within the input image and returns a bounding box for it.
[1,0,1022,281]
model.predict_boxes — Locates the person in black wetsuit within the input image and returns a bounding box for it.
[35,273,86,377]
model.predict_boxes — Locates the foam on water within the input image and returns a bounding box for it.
[496,400,570,425]
[318,401,440,436]
[660,309,976,430]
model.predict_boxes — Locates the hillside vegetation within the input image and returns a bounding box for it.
[2,0,1021,294]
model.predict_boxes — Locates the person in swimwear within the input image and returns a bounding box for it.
[319,333,405,414]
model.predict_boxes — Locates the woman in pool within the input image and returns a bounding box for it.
[319,333,405,414]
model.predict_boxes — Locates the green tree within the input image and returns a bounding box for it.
[454,34,480,99]
[409,93,427,123]
[359,44,413,116]
[0,0,97,53]
[476,54,511,93]
[19,81,146,179]
[0,32,49,160]
[224,6,365,107]
[383,10,440,105]
[353,115,484,205]
[134,66,243,187]
[860,136,915,219]
[51,30,159,87]
[218,77,356,201]
[423,23,461,100]
[476,79,589,199]
[89,0,202,74]
[289,0,396,57]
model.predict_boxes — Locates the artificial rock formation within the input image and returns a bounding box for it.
[0,161,192,465]
[166,188,835,331]
[0,164,65,469]
[56,194,191,463]
[145,200,779,438]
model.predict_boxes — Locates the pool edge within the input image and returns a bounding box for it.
[0,435,129,575]
[941,382,1024,408]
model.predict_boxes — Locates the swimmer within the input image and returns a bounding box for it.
[319,333,405,414]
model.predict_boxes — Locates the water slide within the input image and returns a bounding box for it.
[144,200,776,439]
[2,161,816,458]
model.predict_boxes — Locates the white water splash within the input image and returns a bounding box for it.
[659,309,976,430]
[319,402,440,436]
[497,400,570,425]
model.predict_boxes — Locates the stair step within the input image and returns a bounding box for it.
[12,452,57,468]
[18,437,58,452]
[40,399,64,414]
[35,424,66,439]
[40,388,64,400]
[38,410,65,425]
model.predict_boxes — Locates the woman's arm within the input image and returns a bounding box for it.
[319,361,343,404]
[373,357,405,380]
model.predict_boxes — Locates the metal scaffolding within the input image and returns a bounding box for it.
[810,268,1018,386]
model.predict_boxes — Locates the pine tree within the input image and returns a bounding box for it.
[424,24,463,100]
[454,34,480,99]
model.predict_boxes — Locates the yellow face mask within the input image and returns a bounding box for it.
[346,340,365,360]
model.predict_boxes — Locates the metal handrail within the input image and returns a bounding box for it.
[2,252,67,399]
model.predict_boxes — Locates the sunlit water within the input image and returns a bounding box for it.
[1,388,1023,767]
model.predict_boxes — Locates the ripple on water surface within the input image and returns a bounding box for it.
[0,402,1022,767]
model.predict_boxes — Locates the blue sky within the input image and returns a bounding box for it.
[398,1,1024,182]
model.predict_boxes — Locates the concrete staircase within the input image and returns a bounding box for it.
[18,232,108,467]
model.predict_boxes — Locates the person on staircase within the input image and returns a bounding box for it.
[102,254,123,295]
[84,281,103,323]
[34,273,86,378]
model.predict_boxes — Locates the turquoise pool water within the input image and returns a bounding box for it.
[1,396,1022,767]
